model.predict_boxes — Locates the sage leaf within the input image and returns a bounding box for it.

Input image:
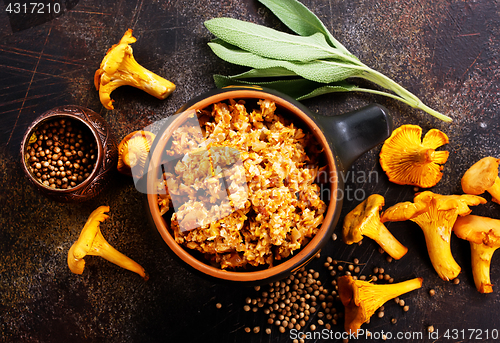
[296,83,358,100]
[214,74,357,101]
[257,0,351,56]
[224,67,298,79]
[213,75,326,99]
[204,17,344,62]
[207,40,362,83]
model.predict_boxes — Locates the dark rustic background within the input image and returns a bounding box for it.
[1,0,499,342]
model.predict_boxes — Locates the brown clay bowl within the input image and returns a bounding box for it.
[20,105,117,202]
[144,87,392,285]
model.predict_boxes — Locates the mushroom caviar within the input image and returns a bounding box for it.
[25,118,97,189]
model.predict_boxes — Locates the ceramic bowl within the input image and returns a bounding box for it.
[144,87,392,285]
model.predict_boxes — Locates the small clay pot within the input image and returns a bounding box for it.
[20,105,117,202]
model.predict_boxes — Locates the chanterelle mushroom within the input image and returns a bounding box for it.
[461,156,500,204]
[379,124,449,188]
[94,29,176,110]
[338,275,423,336]
[343,194,408,260]
[454,215,500,293]
[67,206,148,280]
[381,191,486,281]
[117,130,156,179]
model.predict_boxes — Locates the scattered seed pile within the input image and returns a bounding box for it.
[234,251,419,341]
[25,118,97,189]
[243,264,339,335]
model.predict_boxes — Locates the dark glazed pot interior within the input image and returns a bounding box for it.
[146,88,340,284]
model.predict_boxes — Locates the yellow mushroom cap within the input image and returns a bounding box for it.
[380,191,433,223]
[382,191,486,223]
[117,130,156,179]
[454,215,500,247]
[379,125,449,188]
[100,29,137,76]
[461,157,500,195]
[68,206,110,274]
[343,194,385,244]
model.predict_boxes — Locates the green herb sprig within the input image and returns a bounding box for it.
[204,0,451,122]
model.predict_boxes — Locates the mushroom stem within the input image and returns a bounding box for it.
[357,277,424,308]
[424,230,460,281]
[487,178,500,204]
[88,230,149,280]
[366,223,408,260]
[415,148,435,164]
[339,275,423,336]
[123,148,139,169]
[470,242,495,293]
[118,54,175,100]
[413,213,461,281]
[117,130,156,179]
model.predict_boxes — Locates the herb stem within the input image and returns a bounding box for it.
[353,87,416,106]
[415,102,452,123]
[358,68,452,122]
[300,55,451,122]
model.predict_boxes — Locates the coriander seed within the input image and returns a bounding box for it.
[26,117,97,190]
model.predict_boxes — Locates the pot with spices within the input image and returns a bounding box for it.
[20,105,118,202]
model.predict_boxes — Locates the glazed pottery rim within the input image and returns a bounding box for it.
[146,89,339,282]
[21,112,103,194]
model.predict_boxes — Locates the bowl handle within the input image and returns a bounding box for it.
[313,104,393,172]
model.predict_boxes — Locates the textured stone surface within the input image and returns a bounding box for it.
[1,0,499,342]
